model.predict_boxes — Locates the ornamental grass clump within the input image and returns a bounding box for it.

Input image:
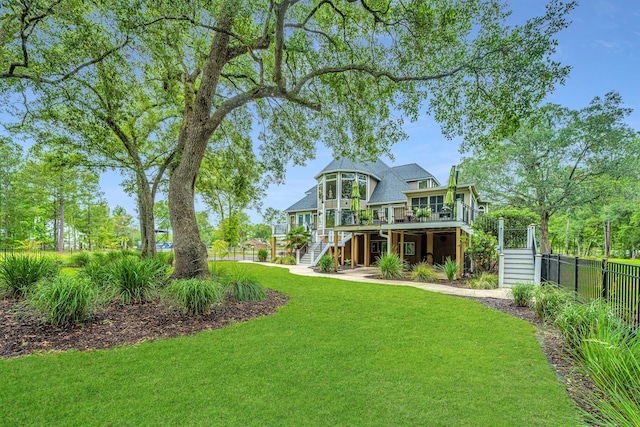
[0,254,59,298]
[164,278,224,316]
[562,301,640,426]
[468,272,499,289]
[376,253,406,279]
[410,262,438,283]
[79,260,113,290]
[533,283,570,323]
[223,269,267,302]
[436,257,458,282]
[32,275,99,326]
[69,251,92,268]
[511,282,536,307]
[110,256,167,304]
[318,255,335,273]
[156,251,175,266]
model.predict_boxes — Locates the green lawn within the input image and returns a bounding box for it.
[0,264,579,426]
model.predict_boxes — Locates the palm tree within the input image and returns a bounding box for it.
[285,226,311,253]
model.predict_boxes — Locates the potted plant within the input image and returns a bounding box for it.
[415,207,432,221]
[359,209,372,225]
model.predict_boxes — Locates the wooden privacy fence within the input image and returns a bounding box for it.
[541,254,640,326]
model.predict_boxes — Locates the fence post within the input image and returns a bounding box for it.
[574,257,579,296]
[498,217,504,254]
[601,258,608,299]
[498,253,505,288]
[534,254,542,285]
[556,255,561,285]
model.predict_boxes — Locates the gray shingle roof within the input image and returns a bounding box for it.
[391,163,437,184]
[314,158,390,180]
[367,170,413,204]
[285,186,318,212]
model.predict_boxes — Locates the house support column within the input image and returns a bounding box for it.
[271,236,276,260]
[400,231,405,262]
[364,233,371,267]
[427,232,434,264]
[333,232,339,271]
[351,234,356,269]
[456,227,462,278]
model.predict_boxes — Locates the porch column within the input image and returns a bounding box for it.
[364,233,371,267]
[271,236,276,260]
[334,231,339,271]
[455,227,463,278]
[351,233,356,269]
[400,231,405,262]
[427,232,434,264]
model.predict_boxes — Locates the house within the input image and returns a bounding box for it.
[276,158,488,273]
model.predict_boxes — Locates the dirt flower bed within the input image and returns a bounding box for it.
[0,289,289,359]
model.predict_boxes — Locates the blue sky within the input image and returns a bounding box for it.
[6,1,640,226]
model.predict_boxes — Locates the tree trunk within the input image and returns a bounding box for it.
[168,150,209,279]
[539,211,551,254]
[603,221,611,259]
[168,5,234,279]
[136,173,157,259]
[58,196,64,252]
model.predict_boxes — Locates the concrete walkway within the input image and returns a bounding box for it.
[242,262,512,300]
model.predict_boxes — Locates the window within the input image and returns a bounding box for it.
[411,197,428,210]
[341,173,355,199]
[358,174,367,200]
[326,174,337,200]
[326,209,336,228]
[457,194,464,203]
[418,180,430,189]
[430,195,444,212]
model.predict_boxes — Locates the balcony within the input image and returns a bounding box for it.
[337,201,482,227]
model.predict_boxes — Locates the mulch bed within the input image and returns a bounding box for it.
[0,289,289,359]
[0,284,599,421]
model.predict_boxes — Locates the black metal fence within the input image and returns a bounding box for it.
[541,254,640,326]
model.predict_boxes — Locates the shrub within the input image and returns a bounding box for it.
[318,255,335,273]
[533,283,570,323]
[223,269,267,301]
[511,282,535,307]
[156,251,175,266]
[568,302,640,426]
[376,254,405,279]
[468,272,499,289]
[91,252,107,265]
[284,255,297,265]
[0,254,59,298]
[271,256,283,264]
[79,260,113,289]
[554,298,624,350]
[164,278,224,316]
[410,262,438,282]
[69,251,92,268]
[32,275,99,326]
[257,248,269,262]
[105,250,124,263]
[436,257,458,282]
[110,256,167,304]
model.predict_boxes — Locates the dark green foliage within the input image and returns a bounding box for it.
[0,254,59,298]
[533,283,570,323]
[284,255,296,265]
[69,251,92,267]
[32,275,99,326]
[436,257,459,282]
[79,260,112,289]
[164,278,224,316]
[318,255,334,273]
[105,250,124,263]
[110,256,167,304]
[257,248,269,262]
[511,282,536,307]
[376,254,406,279]
[410,262,438,283]
[463,230,498,272]
[285,226,310,251]
[223,269,266,302]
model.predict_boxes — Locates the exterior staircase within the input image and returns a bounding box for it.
[500,249,535,287]
[298,233,352,266]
